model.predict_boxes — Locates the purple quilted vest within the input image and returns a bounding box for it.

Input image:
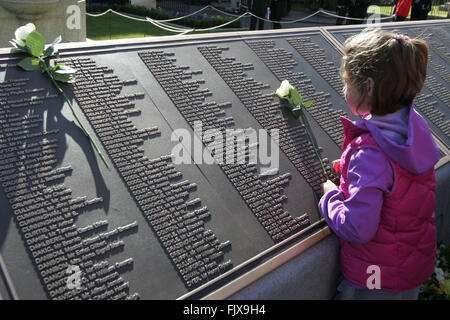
[338,117,436,292]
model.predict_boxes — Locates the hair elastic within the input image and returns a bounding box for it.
[393,34,411,40]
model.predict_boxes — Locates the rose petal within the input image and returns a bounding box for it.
[15,23,36,42]
[281,80,292,87]
[22,23,36,40]
[15,38,26,47]
[25,23,36,33]
[276,80,293,98]
[55,65,77,74]
[14,26,27,41]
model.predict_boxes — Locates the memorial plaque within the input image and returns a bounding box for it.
[0,20,449,300]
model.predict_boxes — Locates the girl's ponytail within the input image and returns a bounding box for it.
[342,29,429,116]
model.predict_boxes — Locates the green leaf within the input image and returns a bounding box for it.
[52,73,70,83]
[52,63,64,72]
[9,39,29,53]
[52,35,62,45]
[303,100,314,108]
[17,57,40,71]
[43,45,58,58]
[290,88,303,107]
[42,35,61,58]
[26,30,45,58]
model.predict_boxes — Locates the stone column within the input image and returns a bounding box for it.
[0,0,86,48]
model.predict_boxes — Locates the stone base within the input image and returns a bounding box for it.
[0,0,86,49]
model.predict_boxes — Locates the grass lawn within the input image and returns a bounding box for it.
[86,11,245,40]
[87,11,174,40]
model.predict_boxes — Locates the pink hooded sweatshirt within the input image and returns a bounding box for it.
[319,105,440,292]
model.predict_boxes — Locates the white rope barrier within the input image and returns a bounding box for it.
[87,8,148,21]
[146,11,249,35]
[144,4,242,22]
[204,4,242,17]
[86,5,246,34]
[86,4,240,22]
[147,18,193,33]
[147,6,212,22]
[246,10,321,24]
[186,11,250,32]
[86,8,111,17]
[86,5,399,36]
[87,8,193,35]
[86,7,203,21]
[148,20,185,32]
[156,21,191,32]
[87,5,320,25]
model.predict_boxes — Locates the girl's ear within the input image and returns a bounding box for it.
[366,77,375,97]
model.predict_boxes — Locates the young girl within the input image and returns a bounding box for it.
[319,28,440,300]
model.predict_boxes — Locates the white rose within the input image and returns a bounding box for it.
[14,23,36,47]
[53,64,77,83]
[276,80,293,99]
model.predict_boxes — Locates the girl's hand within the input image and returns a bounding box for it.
[321,180,338,194]
[332,159,340,175]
